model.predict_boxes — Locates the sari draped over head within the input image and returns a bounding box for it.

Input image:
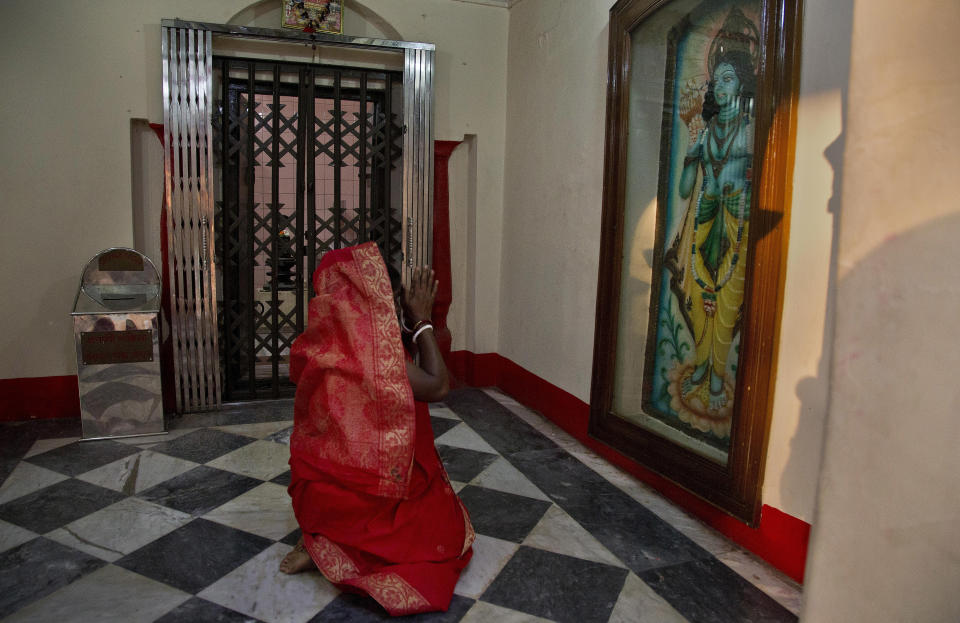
[288,242,474,616]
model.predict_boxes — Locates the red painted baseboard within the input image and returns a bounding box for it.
[0,376,80,421]
[449,349,810,584]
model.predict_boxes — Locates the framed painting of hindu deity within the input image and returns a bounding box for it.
[589,0,802,524]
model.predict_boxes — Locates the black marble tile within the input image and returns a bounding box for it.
[1,419,79,488]
[446,388,710,573]
[0,458,17,490]
[154,596,266,623]
[456,485,551,543]
[436,445,498,483]
[509,447,710,573]
[169,399,294,429]
[639,557,798,623]
[138,465,262,516]
[429,416,460,439]
[0,425,36,462]
[312,592,474,622]
[24,438,140,477]
[271,469,292,486]
[280,527,302,546]
[116,518,272,594]
[0,418,82,450]
[0,478,126,533]
[481,546,628,623]
[149,428,256,464]
[0,537,106,618]
[443,389,559,456]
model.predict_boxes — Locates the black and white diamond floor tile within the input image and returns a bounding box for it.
[0,389,801,622]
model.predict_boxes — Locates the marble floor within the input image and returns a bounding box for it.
[0,388,801,622]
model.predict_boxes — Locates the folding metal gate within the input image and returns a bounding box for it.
[214,58,404,400]
[160,27,221,413]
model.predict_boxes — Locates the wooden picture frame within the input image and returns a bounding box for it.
[589,0,802,524]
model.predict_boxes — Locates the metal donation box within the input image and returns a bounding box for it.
[72,248,165,440]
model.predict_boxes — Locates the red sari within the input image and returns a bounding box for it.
[288,243,474,616]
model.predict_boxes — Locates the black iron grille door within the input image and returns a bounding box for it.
[214,58,403,401]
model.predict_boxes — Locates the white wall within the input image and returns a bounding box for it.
[500,0,611,397]
[762,0,849,521]
[801,0,960,620]
[0,0,253,380]
[447,137,478,352]
[0,0,507,379]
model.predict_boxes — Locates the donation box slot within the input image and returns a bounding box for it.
[71,248,165,440]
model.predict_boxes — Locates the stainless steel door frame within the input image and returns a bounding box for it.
[161,26,221,413]
[161,20,436,411]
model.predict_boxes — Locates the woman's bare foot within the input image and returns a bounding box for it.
[279,537,317,575]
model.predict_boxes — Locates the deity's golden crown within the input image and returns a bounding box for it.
[708,8,761,77]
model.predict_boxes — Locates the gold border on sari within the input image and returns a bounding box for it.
[353,243,417,498]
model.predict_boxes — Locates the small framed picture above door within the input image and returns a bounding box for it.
[282,0,343,34]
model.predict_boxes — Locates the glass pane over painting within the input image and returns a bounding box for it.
[612,0,762,466]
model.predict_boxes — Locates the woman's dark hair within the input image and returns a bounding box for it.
[702,49,757,124]
[386,260,402,296]
[376,242,403,295]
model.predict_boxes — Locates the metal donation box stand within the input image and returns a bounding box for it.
[71,248,165,440]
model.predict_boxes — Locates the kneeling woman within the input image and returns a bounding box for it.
[280,242,474,616]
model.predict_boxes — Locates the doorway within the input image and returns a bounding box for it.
[213,57,404,401]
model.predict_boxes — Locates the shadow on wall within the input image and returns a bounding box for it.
[781,0,853,526]
[804,209,960,620]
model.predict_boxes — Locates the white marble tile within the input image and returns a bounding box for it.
[47,497,193,562]
[717,548,803,616]
[451,480,468,493]
[4,563,190,623]
[434,422,498,454]
[428,405,461,420]
[213,420,293,439]
[23,437,80,458]
[77,450,198,494]
[199,542,338,623]
[0,519,37,554]
[461,601,553,623]
[470,457,550,501]
[609,572,689,623]
[0,462,68,504]
[523,505,625,568]
[454,534,519,599]
[203,482,298,540]
[206,439,290,481]
[482,389,527,412]
[269,426,293,446]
